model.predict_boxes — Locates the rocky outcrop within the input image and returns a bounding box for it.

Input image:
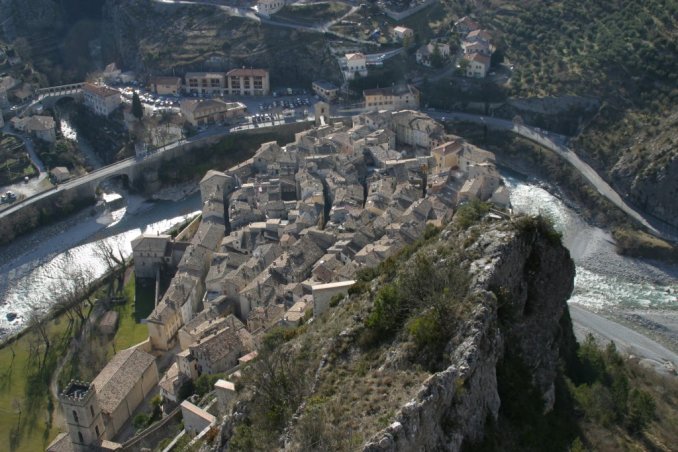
[364,224,575,451]
[610,111,678,229]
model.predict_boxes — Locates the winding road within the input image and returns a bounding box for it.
[426,110,675,241]
[153,0,375,44]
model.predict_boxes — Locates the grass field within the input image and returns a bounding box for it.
[0,314,72,451]
[0,269,152,451]
[113,273,150,352]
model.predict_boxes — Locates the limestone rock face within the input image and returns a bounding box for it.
[364,225,575,451]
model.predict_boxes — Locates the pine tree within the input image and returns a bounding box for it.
[132,92,144,120]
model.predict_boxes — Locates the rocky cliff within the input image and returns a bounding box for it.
[609,111,678,229]
[221,218,577,451]
[362,221,575,451]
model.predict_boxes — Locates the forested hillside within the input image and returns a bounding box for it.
[470,0,678,227]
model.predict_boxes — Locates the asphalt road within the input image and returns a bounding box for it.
[570,303,678,373]
[0,116,310,220]
[428,110,673,240]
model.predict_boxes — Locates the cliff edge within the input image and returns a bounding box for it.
[222,217,578,451]
[363,219,575,451]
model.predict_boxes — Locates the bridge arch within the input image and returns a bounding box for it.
[94,173,132,198]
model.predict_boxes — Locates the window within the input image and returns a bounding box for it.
[78,432,84,443]
[90,405,94,417]
[95,425,100,437]
[73,410,79,423]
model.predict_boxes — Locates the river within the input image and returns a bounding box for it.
[0,190,201,339]
[505,176,678,310]
[0,174,676,358]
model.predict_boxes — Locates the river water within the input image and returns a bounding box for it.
[505,177,678,311]
[0,175,676,342]
[0,191,201,339]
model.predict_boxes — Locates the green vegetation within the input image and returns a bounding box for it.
[194,373,225,398]
[132,92,144,120]
[454,199,491,229]
[134,278,156,322]
[465,333,678,451]
[479,0,677,100]
[133,395,163,432]
[514,215,562,246]
[0,133,35,186]
[34,138,86,174]
[465,0,678,226]
[612,227,678,262]
[112,272,149,352]
[70,104,131,164]
[570,337,655,434]
[0,319,70,451]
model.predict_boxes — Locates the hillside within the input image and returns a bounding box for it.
[209,215,677,451]
[101,0,343,87]
[466,0,678,228]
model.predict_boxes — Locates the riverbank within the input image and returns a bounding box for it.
[0,188,201,340]
[505,172,678,370]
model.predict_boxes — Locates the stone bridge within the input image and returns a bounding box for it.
[0,120,313,245]
[20,82,85,116]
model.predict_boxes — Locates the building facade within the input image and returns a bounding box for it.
[225,68,270,96]
[256,0,286,17]
[312,80,339,102]
[82,83,122,116]
[180,99,247,126]
[151,76,182,96]
[464,53,491,78]
[185,72,226,96]
[343,53,368,80]
[363,85,420,111]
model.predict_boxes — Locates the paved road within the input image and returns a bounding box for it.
[0,117,309,220]
[1,125,46,173]
[570,304,678,373]
[152,0,374,44]
[427,110,674,240]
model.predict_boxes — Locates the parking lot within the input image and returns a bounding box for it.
[107,83,319,125]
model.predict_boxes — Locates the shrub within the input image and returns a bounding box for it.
[178,379,195,400]
[407,310,444,350]
[195,373,225,397]
[133,413,150,430]
[514,215,562,245]
[365,284,403,339]
[454,199,491,229]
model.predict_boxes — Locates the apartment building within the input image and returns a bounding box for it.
[82,83,122,116]
[185,72,226,96]
[363,84,420,110]
[225,68,270,96]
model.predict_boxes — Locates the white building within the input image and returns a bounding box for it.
[82,83,122,116]
[392,26,414,42]
[464,53,491,78]
[343,53,368,80]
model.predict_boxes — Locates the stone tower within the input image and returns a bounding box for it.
[314,101,330,127]
[58,380,105,451]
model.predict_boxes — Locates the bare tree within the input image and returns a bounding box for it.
[26,306,50,368]
[94,237,127,296]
